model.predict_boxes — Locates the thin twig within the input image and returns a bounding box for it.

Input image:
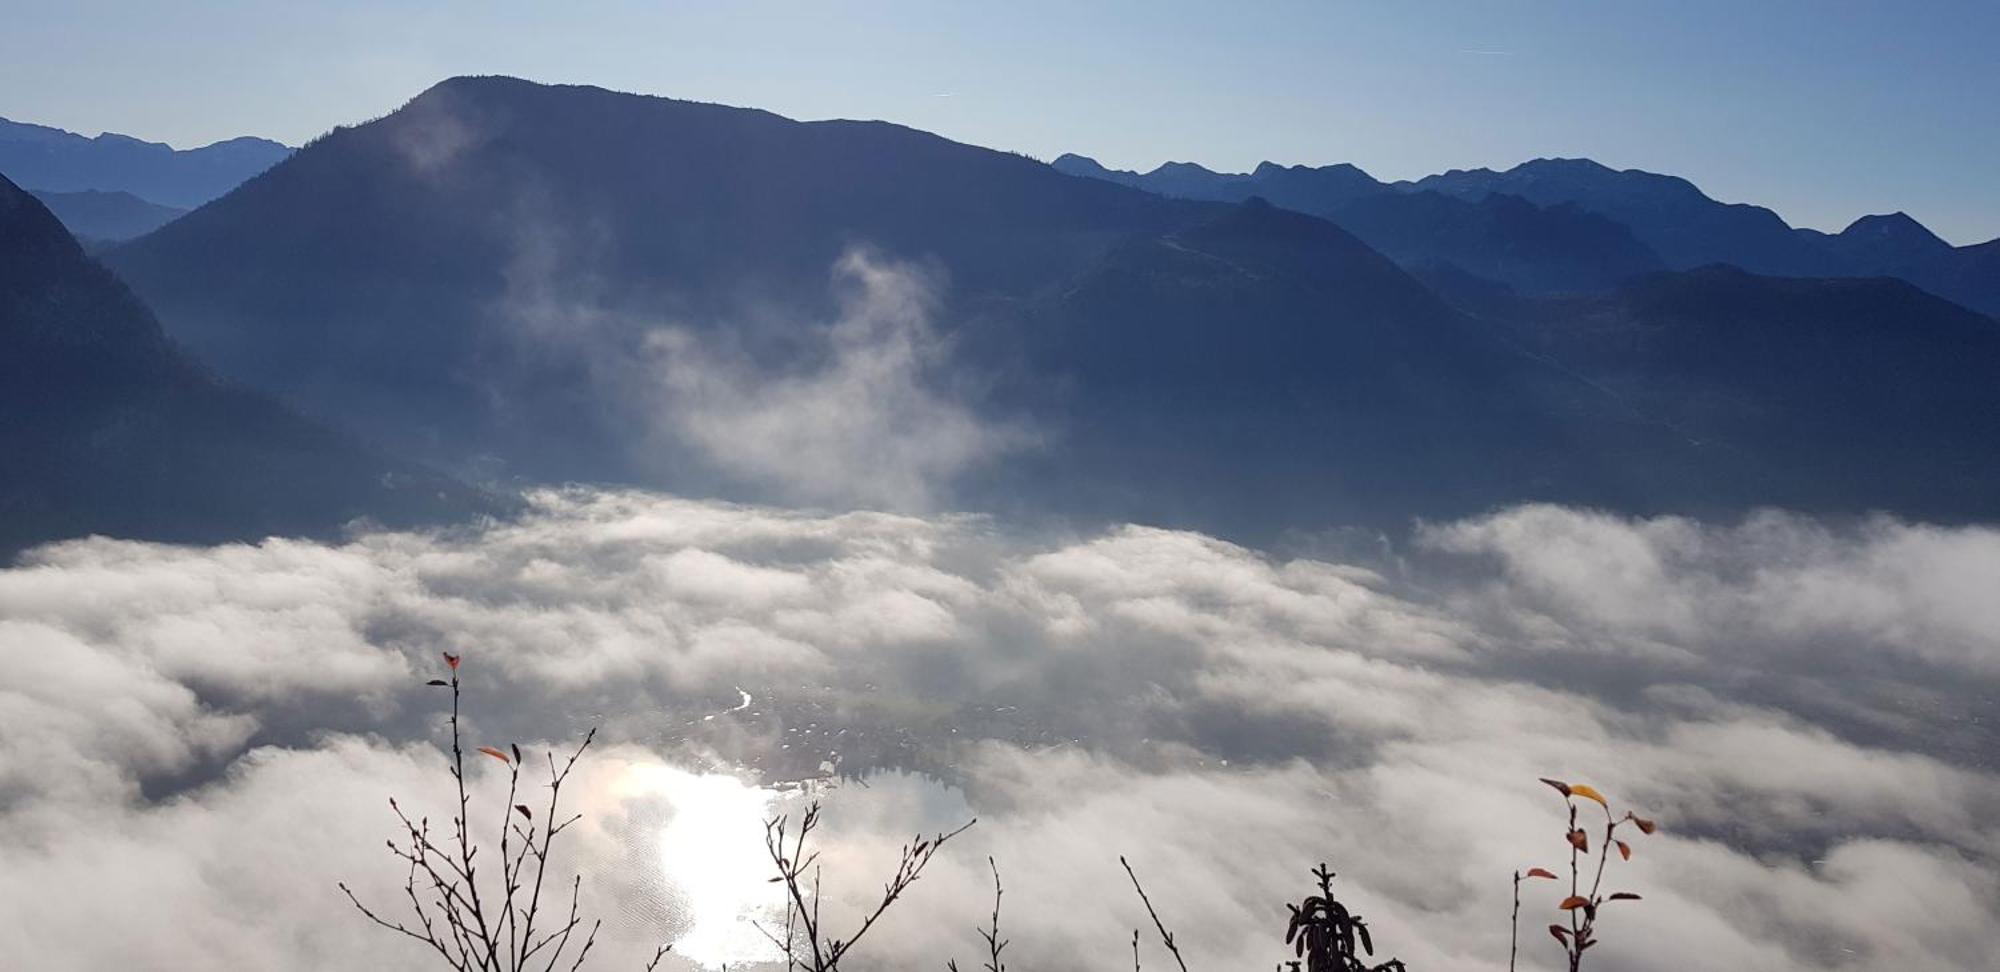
[1119,857,1189,972]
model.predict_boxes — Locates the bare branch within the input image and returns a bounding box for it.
[1120,857,1189,972]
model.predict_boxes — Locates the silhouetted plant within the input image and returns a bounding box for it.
[758,799,975,972]
[1512,779,1657,972]
[949,857,1009,972]
[1121,856,1191,972]
[339,652,669,971]
[1283,864,1407,972]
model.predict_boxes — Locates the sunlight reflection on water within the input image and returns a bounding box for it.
[607,759,971,971]
[613,764,790,969]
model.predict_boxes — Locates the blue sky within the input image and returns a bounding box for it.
[4,0,1996,242]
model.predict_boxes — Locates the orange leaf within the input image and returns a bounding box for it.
[1616,840,1632,861]
[443,652,461,670]
[1568,784,1608,807]
[1539,778,1571,797]
[1558,896,1590,911]
[477,746,511,764]
[1525,867,1559,880]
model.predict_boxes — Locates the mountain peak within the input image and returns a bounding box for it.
[1839,211,1948,249]
[1148,160,1222,177]
[1516,157,1616,174]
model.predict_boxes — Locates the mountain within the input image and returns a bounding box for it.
[1322,191,1663,293]
[1813,214,2000,316]
[971,198,1703,531]
[28,188,185,243]
[1407,159,2000,315]
[0,115,290,208]
[108,76,1205,485]
[1052,154,1663,293]
[1473,265,2000,519]
[1052,155,1388,213]
[110,78,1679,528]
[0,173,495,555]
[1815,212,1952,272]
[100,77,2000,534]
[1407,158,1832,276]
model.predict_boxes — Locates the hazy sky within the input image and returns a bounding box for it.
[3,0,1997,243]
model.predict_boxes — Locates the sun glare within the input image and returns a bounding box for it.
[616,764,789,969]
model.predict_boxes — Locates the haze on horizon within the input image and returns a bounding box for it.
[3,0,1997,243]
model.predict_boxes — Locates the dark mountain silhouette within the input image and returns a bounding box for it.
[970,198,1707,531]
[1322,191,1663,293]
[1407,159,2000,315]
[1811,214,2000,316]
[1052,155,1388,213]
[1474,265,2000,519]
[0,116,290,209]
[98,77,2000,534]
[1815,212,1952,270]
[109,76,1204,484]
[0,173,496,556]
[28,188,185,244]
[1407,158,1831,276]
[1052,153,1664,293]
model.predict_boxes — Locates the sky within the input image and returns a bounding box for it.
[2,0,1997,243]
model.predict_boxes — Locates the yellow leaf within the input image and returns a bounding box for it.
[1568,784,1608,807]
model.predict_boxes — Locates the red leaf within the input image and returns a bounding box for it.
[1616,840,1632,861]
[1548,925,1570,944]
[1558,896,1590,910]
[1629,815,1658,835]
[477,746,510,764]
[1567,829,1589,853]
[443,652,461,670]
[1525,867,1559,880]
[1539,778,1572,797]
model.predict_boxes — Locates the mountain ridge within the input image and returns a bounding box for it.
[94,76,2000,536]
[0,114,290,208]
[0,171,498,555]
[1055,152,2000,314]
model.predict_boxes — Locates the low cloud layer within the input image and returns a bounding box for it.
[641,251,1028,511]
[1,493,1996,970]
[497,227,1027,511]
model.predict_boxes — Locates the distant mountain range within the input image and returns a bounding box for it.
[0,115,290,209]
[92,77,2000,538]
[1053,154,2000,315]
[0,172,495,555]
[28,188,185,245]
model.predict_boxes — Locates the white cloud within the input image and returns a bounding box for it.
[0,494,1995,971]
[642,250,1030,511]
